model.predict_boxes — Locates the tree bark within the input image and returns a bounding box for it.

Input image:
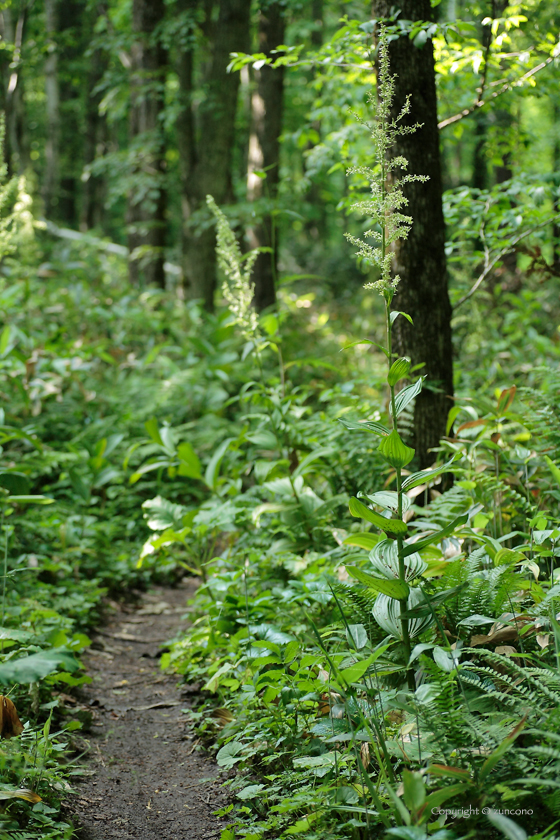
[81,27,108,231]
[246,1,286,312]
[0,4,29,176]
[372,0,453,469]
[178,0,251,310]
[553,98,560,266]
[127,0,167,288]
[44,0,60,216]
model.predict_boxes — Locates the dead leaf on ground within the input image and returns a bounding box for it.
[495,645,517,657]
[0,696,24,738]
[137,601,171,616]
[131,701,180,711]
[471,616,533,647]
[211,708,234,726]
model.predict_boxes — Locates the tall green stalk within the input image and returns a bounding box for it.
[345,27,429,688]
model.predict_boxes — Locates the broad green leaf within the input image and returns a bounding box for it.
[362,490,411,514]
[129,459,169,484]
[159,425,177,455]
[338,654,374,685]
[346,623,368,650]
[342,532,380,550]
[369,540,426,581]
[409,643,435,663]
[378,430,415,469]
[0,627,34,643]
[177,441,202,479]
[216,741,244,768]
[403,769,425,813]
[205,437,234,490]
[142,496,188,531]
[0,472,30,495]
[144,417,163,446]
[246,430,278,449]
[373,588,435,640]
[346,565,409,599]
[0,648,80,684]
[388,357,411,386]
[237,784,265,800]
[203,662,233,693]
[392,377,424,418]
[402,454,460,491]
[349,496,408,535]
[402,514,469,557]
[390,310,413,325]
[446,405,464,435]
[545,456,560,489]
[433,645,460,672]
[339,418,390,437]
[0,326,11,356]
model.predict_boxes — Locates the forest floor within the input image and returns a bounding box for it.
[65,581,226,840]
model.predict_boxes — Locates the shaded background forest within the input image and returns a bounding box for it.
[1,0,560,467]
[2,0,559,298]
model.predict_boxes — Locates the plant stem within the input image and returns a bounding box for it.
[386,296,414,688]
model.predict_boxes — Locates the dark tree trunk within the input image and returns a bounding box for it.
[311,0,323,48]
[44,0,61,216]
[472,110,488,190]
[246,1,286,311]
[179,0,251,310]
[81,30,108,231]
[372,0,453,469]
[127,0,167,288]
[0,4,29,176]
[553,98,560,266]
[175,0,198,287]
[57,0,90,227]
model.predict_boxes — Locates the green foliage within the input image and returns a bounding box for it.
[1,2,560,839]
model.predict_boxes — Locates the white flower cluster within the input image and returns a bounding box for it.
[206,195,261,342]
[345,27,428,299]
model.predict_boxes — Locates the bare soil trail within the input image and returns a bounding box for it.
[67,580,226,840]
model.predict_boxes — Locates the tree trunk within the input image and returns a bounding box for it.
[553,98,560,266]
[127,0,167,288]
[0,4,29,176]
[81,32,108,231]
[372,0,453,469]
[246,2,286,311]
[44,0,60,216]
[179,0,251,310]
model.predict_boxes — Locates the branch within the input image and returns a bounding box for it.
[452,215,560,310]
[438,54,555,130]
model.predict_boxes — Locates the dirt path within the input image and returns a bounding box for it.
[67,580,226,840]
